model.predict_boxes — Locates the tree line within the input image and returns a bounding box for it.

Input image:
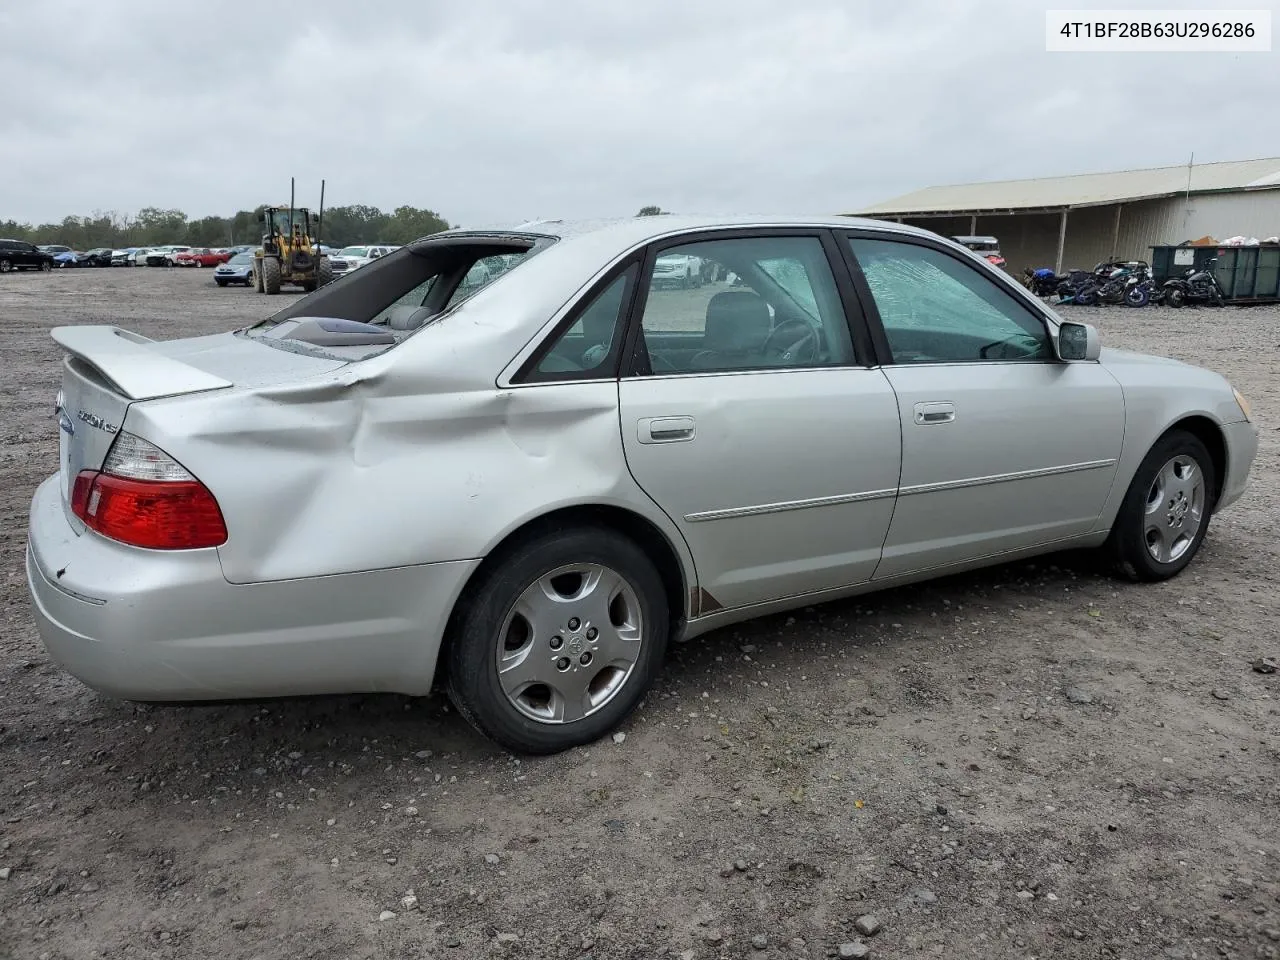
[0,204,451,250]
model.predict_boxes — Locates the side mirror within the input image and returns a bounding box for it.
[1057,320,1101,361]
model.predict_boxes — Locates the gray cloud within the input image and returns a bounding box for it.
[2,0,1277,227]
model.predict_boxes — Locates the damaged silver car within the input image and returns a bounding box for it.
[26,216,1258,753]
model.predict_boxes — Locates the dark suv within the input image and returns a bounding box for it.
[0,239,54,273]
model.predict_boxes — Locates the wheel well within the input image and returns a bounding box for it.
[434,505,689,688]
[1168,416,1226,502]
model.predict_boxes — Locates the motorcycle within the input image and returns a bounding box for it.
[1054,261,1126,305]
[1123,277,1157,307]
[1056,260,1156,307]
[1108,261,1157,307]
[1162,258,1227,307]
[1022,266,1067,297]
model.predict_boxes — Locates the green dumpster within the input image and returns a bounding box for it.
[1150,244,1219,284]
[1214,245,1280,303]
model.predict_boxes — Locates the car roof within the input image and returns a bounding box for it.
[423,214,941,248]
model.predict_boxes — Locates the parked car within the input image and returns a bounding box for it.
[0,238,55,272]
[176,248,231,268]
[212,251,255,287]
[38,244,73,258]
[333,244,398,270]
[145,246,192,267]
[952,235,1006,270]
[53,251,79,268]
[26,216,1258,755]
[75,248,115,268]
[111,248,139,267]
[126,247,153,266]
[651,252,703,288]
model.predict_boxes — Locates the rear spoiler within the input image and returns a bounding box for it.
[51,326,233,401]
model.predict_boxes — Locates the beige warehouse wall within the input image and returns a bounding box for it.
[865,191,1280,278]
[887,213,1066,275]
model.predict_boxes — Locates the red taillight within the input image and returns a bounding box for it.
[71,470,227,550]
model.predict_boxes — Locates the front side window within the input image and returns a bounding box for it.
[848,236,1052,364]
[634,235,854,375]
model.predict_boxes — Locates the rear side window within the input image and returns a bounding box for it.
[525,264,638,381]
[633,235,854,375]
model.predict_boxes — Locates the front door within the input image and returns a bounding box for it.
[617,233,902,611]
[843,233,1125,579]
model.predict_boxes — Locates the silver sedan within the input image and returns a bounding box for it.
[26,216,1259,754]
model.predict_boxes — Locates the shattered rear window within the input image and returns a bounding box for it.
[240,234,556,359]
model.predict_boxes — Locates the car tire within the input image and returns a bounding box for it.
[0,259,11,273]
[446,525,670,755]
[1103,429,1216,583]
[40,261,52,273]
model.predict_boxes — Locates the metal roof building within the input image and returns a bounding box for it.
[852,157,1280,274]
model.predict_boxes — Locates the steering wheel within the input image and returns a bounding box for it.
[648,352,678,374]
[978,333,1045,360]
[761,319,820,364]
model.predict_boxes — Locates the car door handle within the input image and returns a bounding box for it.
[913,401,955,425]
[638,416,696,444]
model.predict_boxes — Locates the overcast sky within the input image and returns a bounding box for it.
[2,0,1277,227]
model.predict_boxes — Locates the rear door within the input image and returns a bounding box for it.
[841,230,1125,579]
[615,230,901,611]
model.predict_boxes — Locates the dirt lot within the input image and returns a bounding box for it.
[1,267,1277,960]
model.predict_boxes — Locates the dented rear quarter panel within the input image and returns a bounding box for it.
[123,233,699,588]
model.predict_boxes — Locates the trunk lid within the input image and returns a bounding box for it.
[51,325,346,525]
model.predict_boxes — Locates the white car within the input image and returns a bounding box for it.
[652,253,703,288]
[120,247,160,267]
[333,244,400,271]
[144,246,192,267]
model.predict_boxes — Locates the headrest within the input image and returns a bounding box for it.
[704,291,771,352]
[386,304,436,331]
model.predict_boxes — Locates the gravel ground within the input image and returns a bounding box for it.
[1,267,1278,960]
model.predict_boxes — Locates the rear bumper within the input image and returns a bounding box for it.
[26,474,479,701]
[1217,418,1259,512]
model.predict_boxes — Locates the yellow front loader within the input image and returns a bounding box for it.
[252,179,334,295]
